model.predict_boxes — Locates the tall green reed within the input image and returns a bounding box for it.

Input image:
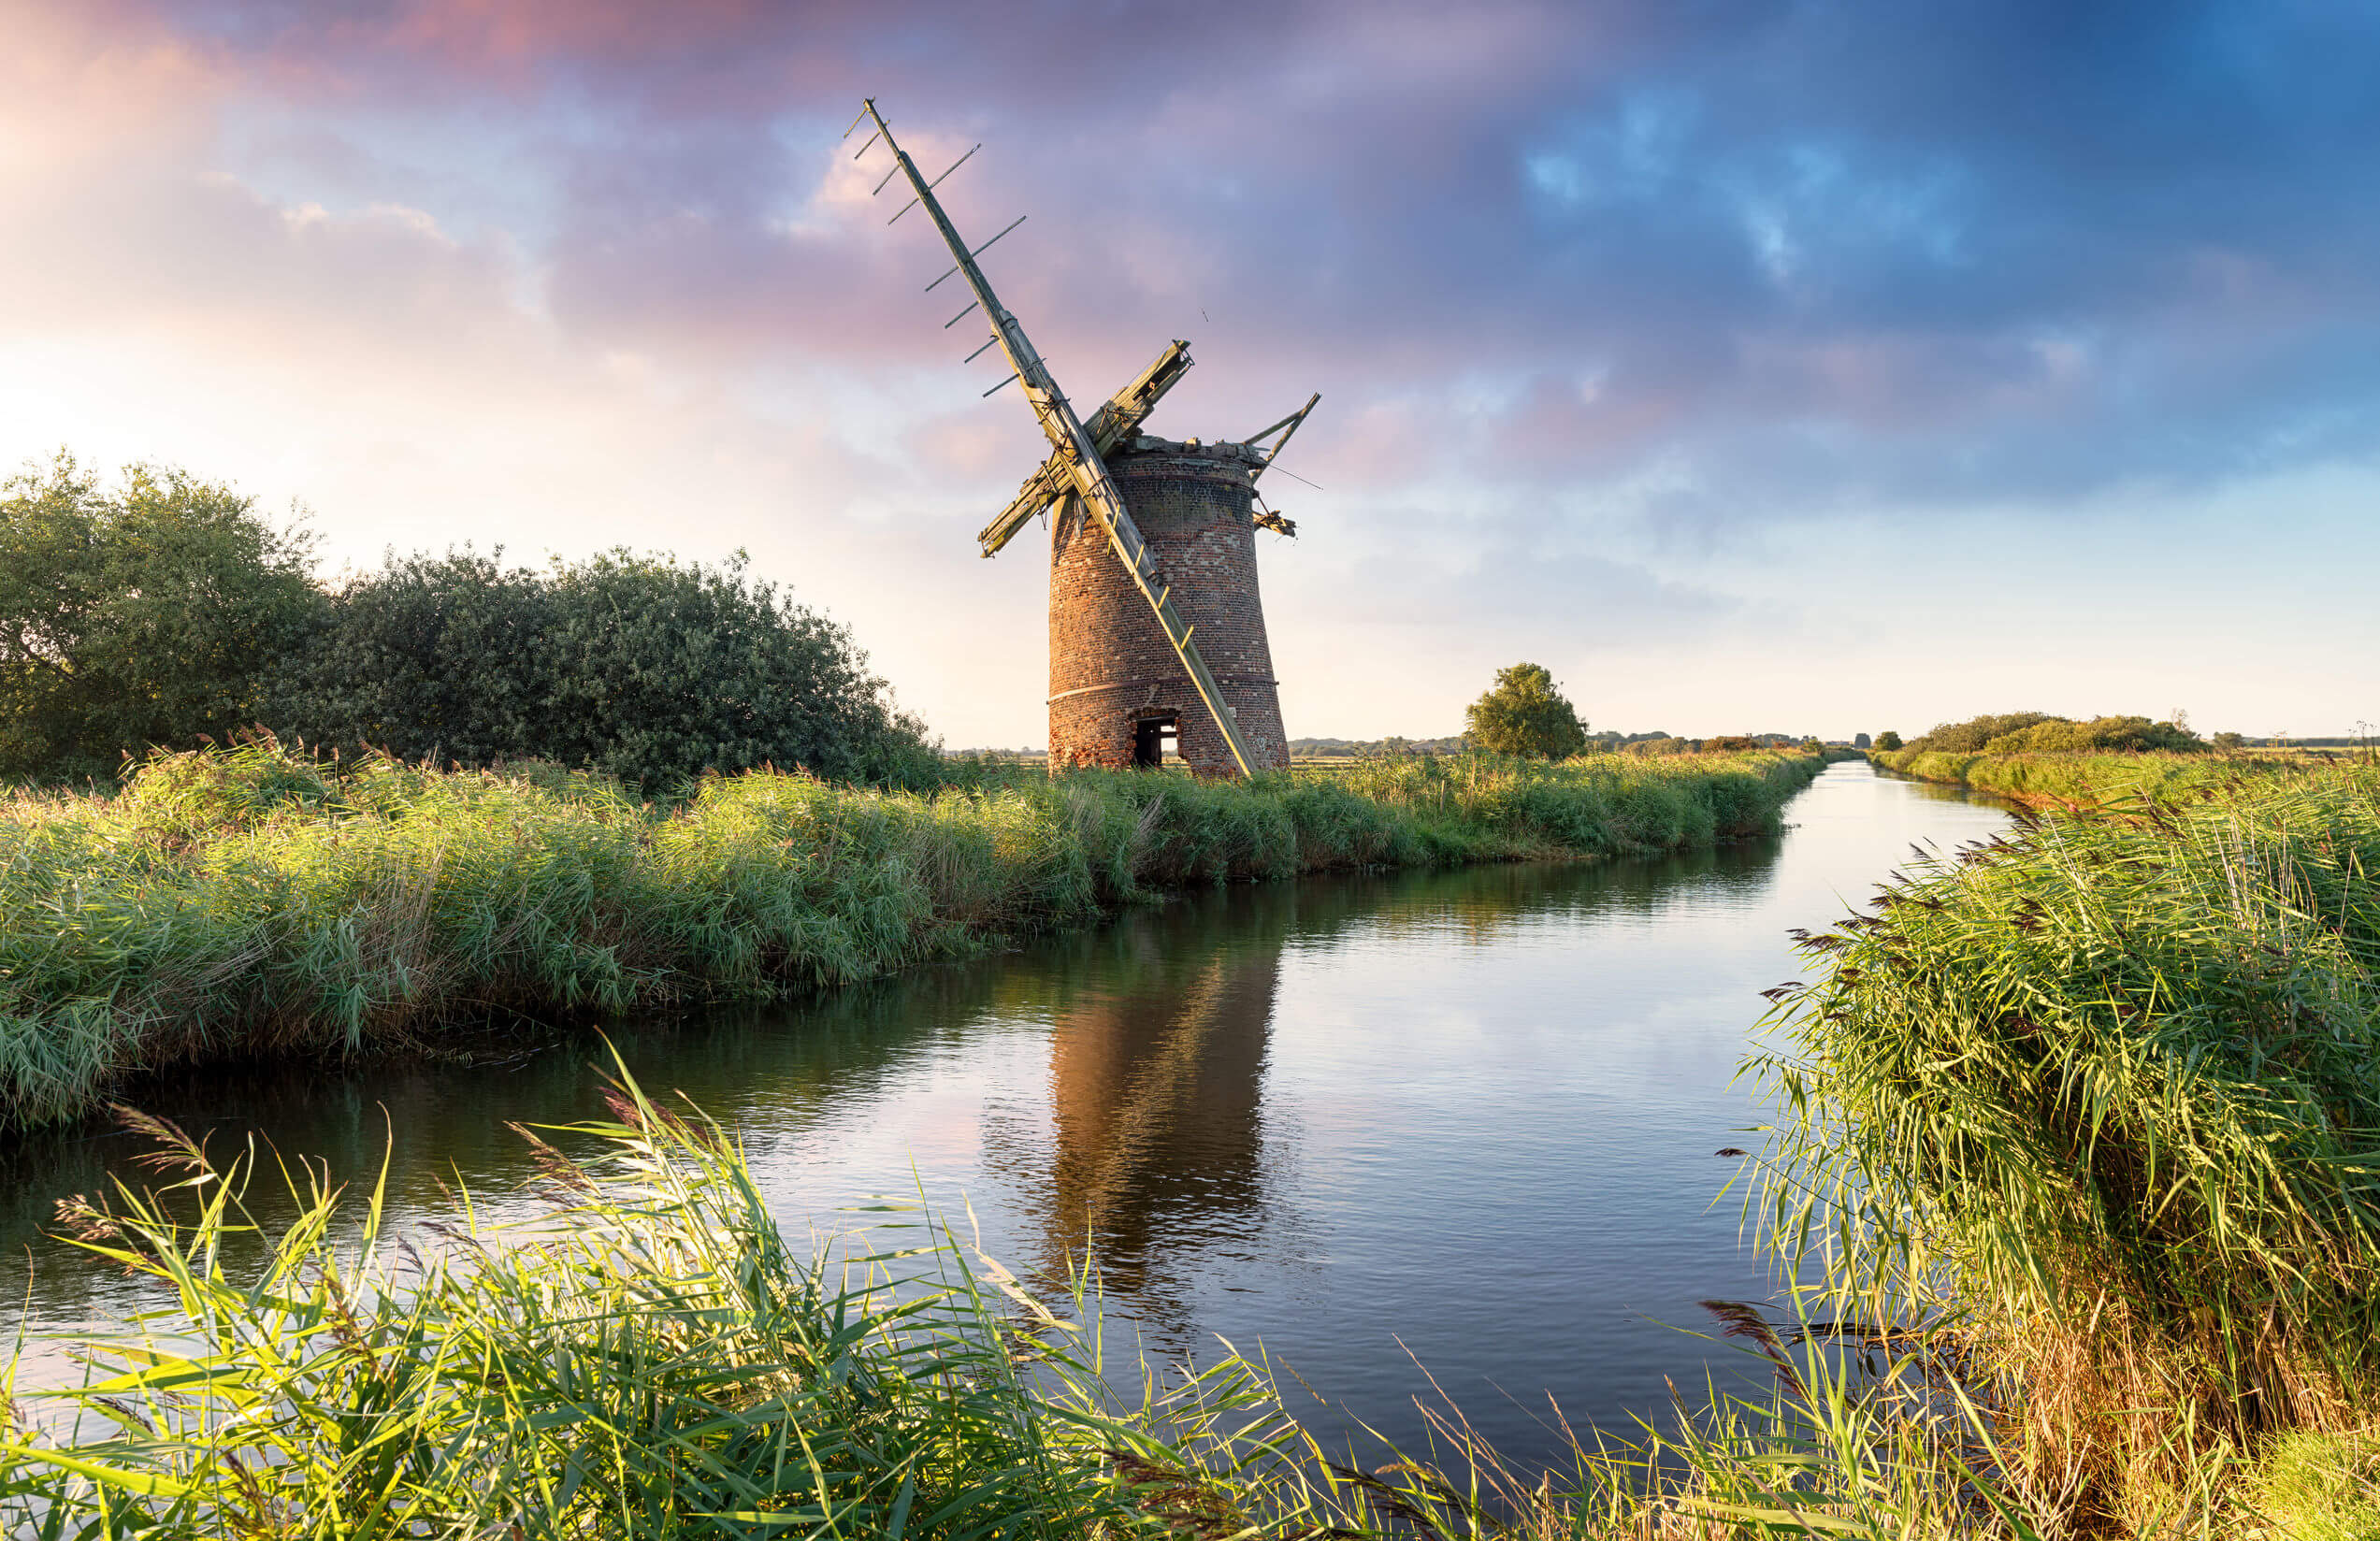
[0,1069,2058,1540]
[1873,746,2314,809]
[0,740,1828,1133]
[1751,766,2380,1531]
[0,1069,1309,1537]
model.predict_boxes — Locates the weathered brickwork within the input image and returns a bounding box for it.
[1048,438,1290,777]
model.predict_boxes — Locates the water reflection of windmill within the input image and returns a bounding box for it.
[1046,951,1276,1275]
[937,903,1285,1332]
[846,100,1318,776]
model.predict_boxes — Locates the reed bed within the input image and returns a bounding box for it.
[1306,749,1810,857]
[1872,746,2323,808]
[0,1071,1378,1537]
[0,740,1825,1133]
[0,1067,2138,1540]
[1750,761,2380,1534]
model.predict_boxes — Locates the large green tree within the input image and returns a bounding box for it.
[0,455,320,779]
[1464,662,1588,759]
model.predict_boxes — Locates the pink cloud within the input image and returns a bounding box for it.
[377,0,773,70]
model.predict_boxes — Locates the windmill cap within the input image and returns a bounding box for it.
[1124,433,1268,466]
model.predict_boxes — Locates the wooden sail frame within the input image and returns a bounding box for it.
[976,339,1193,557]
[1244,392,1320,484]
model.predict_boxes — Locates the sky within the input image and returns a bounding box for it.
[4,0,2375,745]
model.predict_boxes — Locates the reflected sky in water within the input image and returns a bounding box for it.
[0,761,2011,1468]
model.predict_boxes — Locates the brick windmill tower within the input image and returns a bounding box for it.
[849,101,1317,777]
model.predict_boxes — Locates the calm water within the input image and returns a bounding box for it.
[0,761,2007,1465]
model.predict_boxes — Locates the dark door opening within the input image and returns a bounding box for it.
[1132,714,1178,768]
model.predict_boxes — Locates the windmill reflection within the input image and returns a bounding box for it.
[1032,916,1281,1329]
[1011,851,1789,1337]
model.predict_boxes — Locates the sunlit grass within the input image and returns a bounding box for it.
[1873,744,2343,807]
[7,1064,1926,1539]
[0,1065,2114,1540]
[0,1068,1367,1537]
[0,739,1827,1132]
[1750,761,2380,1534]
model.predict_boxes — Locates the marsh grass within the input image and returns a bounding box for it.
[1750,764,2380,1534]
[0,1069,1377,1537]
[1315,751,1806,857]
[1871,747,2337,809]
[15,754,2380,1536]
[0,1070,2084,1540]
[0,739,1826,1133]
[2243,1430,2380,1540]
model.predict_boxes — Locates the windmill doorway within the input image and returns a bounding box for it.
[1132,714,1178,768]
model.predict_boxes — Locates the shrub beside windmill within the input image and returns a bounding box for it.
[849,100,1316,776]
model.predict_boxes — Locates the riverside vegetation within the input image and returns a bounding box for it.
[1877,744,2335,810]
[1,456,935,788]
[0,737,1827,1135]
[1740,755,2380,1536]
[10,755,2379,1537]
[1864,709,2331,809]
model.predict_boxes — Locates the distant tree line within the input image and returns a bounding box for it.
[0,455,934,787]
[1889,711,2209,756]
[1289,735,1478,757]
[1295,730,1825,761]
[1619,733,1812,756]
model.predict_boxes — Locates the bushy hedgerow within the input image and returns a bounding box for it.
[3,455,935,793]
[1902,710,2204,757]
[267,547,936,790]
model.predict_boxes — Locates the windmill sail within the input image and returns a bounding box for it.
[976,339,1193,557]
[856,100,1260,776]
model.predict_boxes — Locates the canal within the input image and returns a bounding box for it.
[0,759,2009,1466]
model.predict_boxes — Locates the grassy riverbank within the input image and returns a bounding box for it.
[0,1074,1353,1536]
[1,1069,1838,1538]
[1872,744,2321,807]
[1744,757,2380,1534]
[0,740,1825,1133]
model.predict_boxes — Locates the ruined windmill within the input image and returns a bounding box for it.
[846,99,1317,777]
